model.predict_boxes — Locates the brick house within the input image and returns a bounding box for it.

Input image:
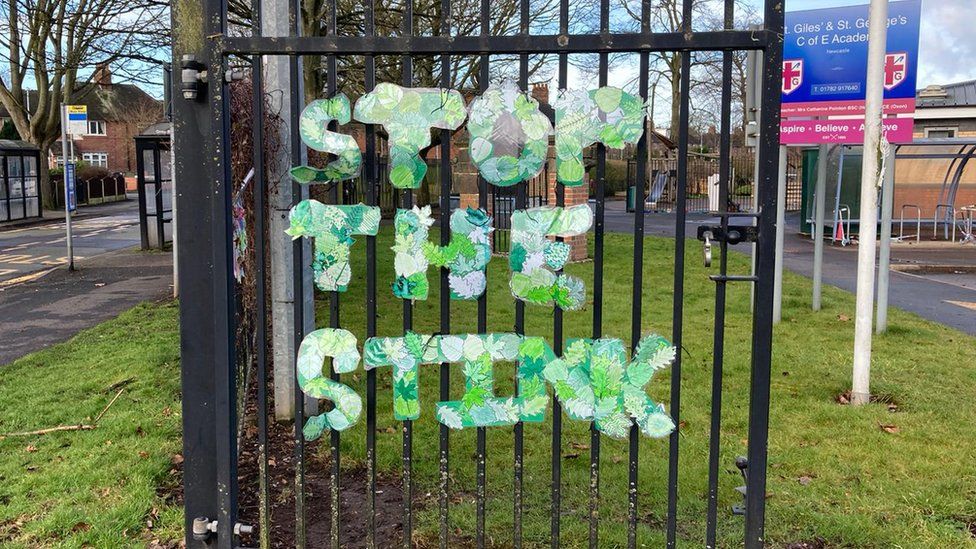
[0,66,163,174]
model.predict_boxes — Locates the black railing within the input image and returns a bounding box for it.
[628,149,803,213]
[174,0,785,547]
[491,164,548,253]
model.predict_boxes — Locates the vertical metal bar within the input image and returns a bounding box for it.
[514,0,529,544]
[745,1,785,546]
[589,1,610,546]
[552,1,568,546]
[155,151,165,250]
[364,0,378,544]
[289,0,307,544]
[438,0,452,547]
[401,3,414,547]
[250,49,272,549]
[476,2,489,547]
[173,0,219,541]
[664,2,693,546]
[211,8,239,545]
[705,3,734,547]
[136,144,150,249]
[628,2,650,547]
[324,1,342,545]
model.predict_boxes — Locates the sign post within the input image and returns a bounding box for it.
[779,0,920,314]
[60,104,77,271]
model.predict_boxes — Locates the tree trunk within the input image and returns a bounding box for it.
[669,53,682,136]
[38,141,56,211]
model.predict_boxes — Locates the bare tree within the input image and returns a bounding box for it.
[615,0,755,136]
[227,0,565,99]
[0,0,168,208]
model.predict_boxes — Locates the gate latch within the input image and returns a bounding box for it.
[697,225,758,268]
[732,456,749,516]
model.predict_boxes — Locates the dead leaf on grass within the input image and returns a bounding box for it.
[879,423,899,434]
[837,314,850,322]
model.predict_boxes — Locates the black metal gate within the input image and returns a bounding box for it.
[173,0,783,546]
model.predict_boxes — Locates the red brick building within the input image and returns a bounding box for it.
[8,66,163,174]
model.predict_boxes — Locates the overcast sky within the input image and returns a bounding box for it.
[765,0,974,87]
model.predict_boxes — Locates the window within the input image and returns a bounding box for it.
[924,127,957,139]
[82,152,108,168]
[87,120,106,135]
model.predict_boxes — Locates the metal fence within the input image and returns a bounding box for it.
[629,149,802,213]
[491,165,549,253]
[174,0,785,547]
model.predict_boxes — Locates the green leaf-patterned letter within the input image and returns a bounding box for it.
[466,80,553,187]
[297,328,363,440]
[553,87,646,187]
[290,94,362,184]
[542,334,676,439]
[353,84,467,189]
[509,204,593,310]
[285,199,380,292]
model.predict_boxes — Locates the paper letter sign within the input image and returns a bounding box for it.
[553,87,646,186]
[509,204,593,310]
[291,94,362,184]
[466,80,553,187]
[286,200,380,292]
[354,84,467,189]
[296,328,363,440]
[543,335,676,439]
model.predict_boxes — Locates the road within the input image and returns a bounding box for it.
[0,201,173,365]
[0,201,141,283]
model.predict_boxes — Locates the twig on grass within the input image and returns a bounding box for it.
[0,388,125,440]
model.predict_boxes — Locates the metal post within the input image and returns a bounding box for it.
[748,52,762,312]
[812,143,827,310]
[59,103,75,271]
[876,146,896,333]
[263,0,315,420]
[851,0,889,406]
[773,144,787,323]
[171,0,220,543]
[166,65,179,298]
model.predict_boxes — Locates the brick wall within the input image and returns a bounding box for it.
[545,157,589,261]
[72,120,141,173]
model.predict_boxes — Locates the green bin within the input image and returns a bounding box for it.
[626,185,637,213]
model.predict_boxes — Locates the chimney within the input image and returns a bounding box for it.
[531,82,549,105]
[93,63,112,86]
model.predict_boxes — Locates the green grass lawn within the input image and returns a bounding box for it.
[312,227,976,548]
[1,228,973,548]
[0,302,184,548]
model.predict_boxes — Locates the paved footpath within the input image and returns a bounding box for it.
[0,202,173,365]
